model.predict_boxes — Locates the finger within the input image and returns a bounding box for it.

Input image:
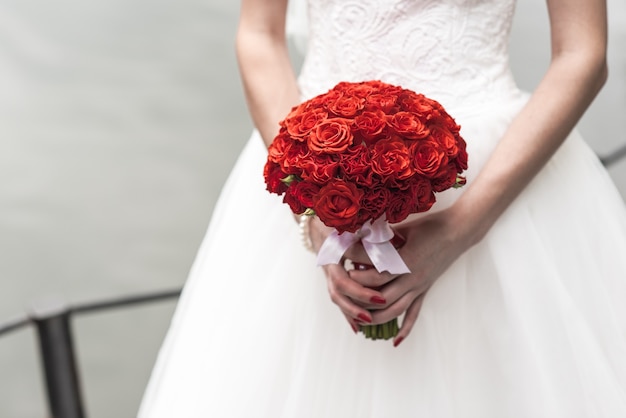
[348,268,396,289]
[373,272,433,312]
[324,265,379,323]
[369,289,416,324]
[343,313,359,334]
[328,264,388,306]
[393,293,426,347]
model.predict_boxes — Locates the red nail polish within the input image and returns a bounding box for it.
[370,295,386,305]
[357,313,372,323]
[393,336,404,347]
[350,323,359,334]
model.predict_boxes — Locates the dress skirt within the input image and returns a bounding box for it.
[138,93,626,417]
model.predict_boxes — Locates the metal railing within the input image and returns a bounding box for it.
[1,144,625,418]
[0,288,182,418]
[600,143,626,167]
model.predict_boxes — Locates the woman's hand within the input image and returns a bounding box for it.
[309,208,474,340]
[307,217,391,332]
[321,203,476,345]
[349,207,474,345]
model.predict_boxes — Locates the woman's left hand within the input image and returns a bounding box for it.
[348,206,475,345]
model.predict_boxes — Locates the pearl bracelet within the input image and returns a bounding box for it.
[299,214,315,253]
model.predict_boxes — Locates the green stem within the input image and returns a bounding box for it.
[360,318,399,341]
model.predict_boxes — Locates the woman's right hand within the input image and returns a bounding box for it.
[308,217,393,332]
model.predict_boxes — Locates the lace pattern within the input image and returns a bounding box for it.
[298,0,519,115]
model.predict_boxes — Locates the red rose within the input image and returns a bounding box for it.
[309,89,341,110]
[313,179,364,233]
[397,92,430,114]
[454,138,469,171]
[410,139,448,179]
[387,111,430,139]
[411,177,436,212]
[283,186,307,214]
[280,103,304,124]
[299,152,340,184]
[430,124,459,157]
[263,160,289,195]
[432,163,459,192]
[385,190,415,224]
[360,186,391,223]
[291,180,320,208]
[420,95,445,116]
[281,139,310,175]
[283,108,328,138]
[365,93,399,114]
[339,144,374,187]
[308,119,354,154]
[399,94,447,123]
[283,180,320,214]
[354,110,389,143]
[327,94,365,117]
[267,131,291,164]
[431,112,461,134]
[266,80,468,230]
[371,137,414,181]
[335,81,375,98]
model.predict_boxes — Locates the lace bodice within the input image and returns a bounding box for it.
[298,0,520,115]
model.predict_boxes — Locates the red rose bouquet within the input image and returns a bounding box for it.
[264,80,468,339]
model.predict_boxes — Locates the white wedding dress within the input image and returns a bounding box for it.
[138,1,626,416]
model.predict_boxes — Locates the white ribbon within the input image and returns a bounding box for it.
[316,217,410,274]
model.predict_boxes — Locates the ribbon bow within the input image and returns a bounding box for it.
[316,217,410,274]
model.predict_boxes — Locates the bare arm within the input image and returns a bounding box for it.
[236,0,302,147]
[237,1,386,332]
[343,0,609,345]
[453,0,608,245]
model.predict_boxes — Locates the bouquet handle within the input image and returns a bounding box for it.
[353,232,406,341]
[317,217,410,275]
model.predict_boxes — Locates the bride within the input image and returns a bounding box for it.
[139,0,626,416]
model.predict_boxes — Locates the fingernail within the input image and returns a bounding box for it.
[356,313,372,324]
[393,336,404,347]
[350,323,359,334]
[370,295,386,305]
